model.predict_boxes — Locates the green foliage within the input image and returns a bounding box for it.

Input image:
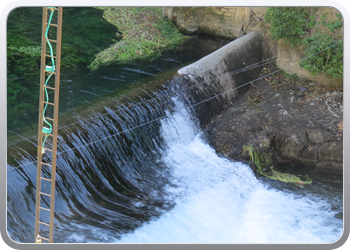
[299,34,343,78]
[300,12,343,78]
[264,7,311,45]
[89,7,188,70]
[265,7,343,79]
[242,143,312,186]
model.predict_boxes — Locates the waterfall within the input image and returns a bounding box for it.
[7,85,342,243]
[6,32,342,244]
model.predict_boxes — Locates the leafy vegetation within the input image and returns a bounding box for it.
[264,7,313,46]
[299,12,343,78]
[89,7,188,70]
[265,7,343,79]
[243,143,312,186]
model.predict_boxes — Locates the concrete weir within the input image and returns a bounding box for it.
[7,31,263,164]
[176,31,263,126]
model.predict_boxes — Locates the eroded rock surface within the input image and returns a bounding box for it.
[203,67,343,175]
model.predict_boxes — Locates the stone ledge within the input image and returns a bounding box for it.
[315,161,343,175]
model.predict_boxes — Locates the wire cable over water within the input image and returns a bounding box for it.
[7,42,339,172]
[7,39,334,147]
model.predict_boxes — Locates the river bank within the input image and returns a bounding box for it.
[203,64,343,176]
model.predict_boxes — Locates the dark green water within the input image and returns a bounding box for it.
[7,6,231,136]
[7,7,119,131]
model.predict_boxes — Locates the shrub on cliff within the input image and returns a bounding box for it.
[265,7,343,79]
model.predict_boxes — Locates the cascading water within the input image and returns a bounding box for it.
[7,85,343,243]
[6,32,342,244]
[116,97,343,243]
[7,86,177,243]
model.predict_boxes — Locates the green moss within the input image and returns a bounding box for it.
[89,7,188,70]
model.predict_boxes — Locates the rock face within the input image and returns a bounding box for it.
[203,69,343,175]
[164,7,343,88]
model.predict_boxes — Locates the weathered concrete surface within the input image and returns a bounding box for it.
[177,31,263,126]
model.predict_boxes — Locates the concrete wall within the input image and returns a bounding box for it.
[164,7,343,88]
[176,31,263,126]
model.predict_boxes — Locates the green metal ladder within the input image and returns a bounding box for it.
[34,7,63,243]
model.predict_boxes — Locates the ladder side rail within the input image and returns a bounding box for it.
[48,7,63,243]
[34,7,49,242]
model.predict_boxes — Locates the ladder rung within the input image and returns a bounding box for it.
[45,55,57,59]
[40,236,50,242]
[44,117,54,121]
[43,148,52,152]
[44,101,55,106]
[41,134,53,137]
[44,86,55,90]
[39,221,50,227]
[41,162,52,167]
[40,177,52,182]
[39,206,50,212]
[40,192,51,197]
[46,23,58,27]
[47,39,57,43]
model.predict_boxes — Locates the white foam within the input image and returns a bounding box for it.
[114,98,343,243]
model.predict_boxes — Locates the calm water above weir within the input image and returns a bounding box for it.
[7,33,231,135]
[7,35,343,244]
